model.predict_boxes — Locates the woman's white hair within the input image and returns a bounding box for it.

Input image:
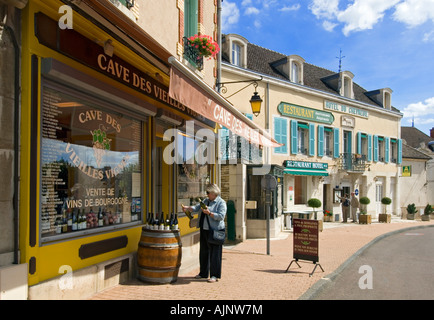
[206,184,221,196]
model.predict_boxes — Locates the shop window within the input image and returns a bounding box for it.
[176,129,211,211]
[40,84,144,242]
[294,176,307,205]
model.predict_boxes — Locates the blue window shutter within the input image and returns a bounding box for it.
[357,132,362,154]
[291,120,298,154]
[333,128,340,158]
[385,137,390,163]
[309,123,315,156]
[317,126,324,157]
[367,134,372,161]
[397,139,402,164]
[373,135,378,162]
[274,118,287,154]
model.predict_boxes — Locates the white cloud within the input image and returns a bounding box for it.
[309,0,340,20]
[254,20,262,29]
[309,0,405,36]
[279,4,301,12]
[245,7,260,15]
[322,20,338,32]
[337,0,400,36]
[402,97,434,124]
[393,0,434,27]
[222,1,240,32]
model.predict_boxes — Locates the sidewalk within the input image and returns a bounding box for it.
[88,217,434,300]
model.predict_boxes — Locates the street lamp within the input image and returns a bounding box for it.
[216,76,263,117]
[249,82,262,117]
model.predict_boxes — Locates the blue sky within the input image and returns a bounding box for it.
[222,0,434,137]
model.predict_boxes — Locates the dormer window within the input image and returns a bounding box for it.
[223,34,248,68]
[340,71,354,99]
[364,88,393,109]
[289,55,304,84]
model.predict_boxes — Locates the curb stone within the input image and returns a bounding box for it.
[298,224,434,300]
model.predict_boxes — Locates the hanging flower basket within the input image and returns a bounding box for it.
[187,34,220,59]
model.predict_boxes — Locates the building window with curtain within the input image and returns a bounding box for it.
[324,127,333,157]
[232,43,241,67]
[378,136,385,162]
[390,139,397,163]
[297,123,308,155]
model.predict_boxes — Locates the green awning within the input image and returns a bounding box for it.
[284,168,329,176]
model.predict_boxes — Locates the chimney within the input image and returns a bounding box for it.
[431,127,434,139]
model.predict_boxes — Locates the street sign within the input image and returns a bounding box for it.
[355,189,359,196]
[261,174,277,190]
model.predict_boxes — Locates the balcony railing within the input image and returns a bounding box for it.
[183,37,204,70]
[338,153,370,172]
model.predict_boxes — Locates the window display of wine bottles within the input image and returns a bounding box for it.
[144,212,179,231]
[44,205,140,236]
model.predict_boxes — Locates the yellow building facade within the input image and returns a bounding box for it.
[15,0,222,299]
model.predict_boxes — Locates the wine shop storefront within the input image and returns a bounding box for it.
[21,0,280,299]
[21,0,214,299]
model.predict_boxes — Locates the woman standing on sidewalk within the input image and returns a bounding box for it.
[182,184,227,283]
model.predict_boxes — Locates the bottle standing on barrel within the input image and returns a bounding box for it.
[165,213,171,231]
[173,213,179,230]
[159,212,165,230]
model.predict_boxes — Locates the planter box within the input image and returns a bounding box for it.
[407,213,415,220]
[323,216,333,222]
[379,214,391,223]
[421,215,430,221]
[359,214,372,224]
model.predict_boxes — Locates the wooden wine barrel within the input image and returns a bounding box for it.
[137,228,182,284]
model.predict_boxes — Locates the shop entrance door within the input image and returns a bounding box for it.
[156,138,172,216]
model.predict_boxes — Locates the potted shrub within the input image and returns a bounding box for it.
[359,197,371,224]
[422,204,432,221]
[307,198,323,231]
[406,203,417,220]
[379,197,392,223]
[323,210,333,222]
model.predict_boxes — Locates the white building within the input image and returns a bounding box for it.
[220,34,403,240]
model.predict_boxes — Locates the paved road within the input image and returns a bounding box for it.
[312,227,434,300]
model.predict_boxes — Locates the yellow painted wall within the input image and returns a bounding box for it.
[21,0,205,286]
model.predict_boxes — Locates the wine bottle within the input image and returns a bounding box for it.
[159,212,165,230]
[148,212,154,230]
[72,210,78,231]
[98,207,104,227]
[67,209,73,232]
[153,212,159,230]
[198,198,208,210]
[165,213,171,230]
[181,204,194,220]
[169,213,174,230]
[174,213,179,230]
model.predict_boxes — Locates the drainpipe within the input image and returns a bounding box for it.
[1,15,20,265]
[216,0,222,188]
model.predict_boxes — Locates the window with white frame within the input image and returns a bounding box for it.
[232,43,241,67]
[297,123,308,155]
[378,137,385,162]
[324,127,333,157]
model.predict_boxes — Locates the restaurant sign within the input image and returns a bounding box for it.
[324,100,369,119]
[284,160,328,170]
[277,102,334,125]
[293,219,319,263]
